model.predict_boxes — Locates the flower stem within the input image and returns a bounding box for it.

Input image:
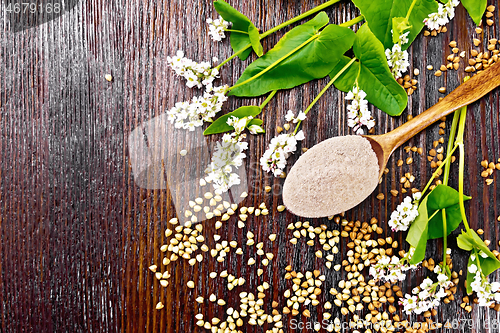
[260,0,343,39]
[293,57,357,134]
[228,34,320,91]
[260,90,277,110]
[215,47,250,70]
[442,209,448,271]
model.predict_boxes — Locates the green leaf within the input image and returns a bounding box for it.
[352,0,438,49]
[351,24,408,116]
[392,17,412,44]
[404,0,439,49]
[229,13,355,97]
[426,185,471,239]
[461,0,488,26]
[462,229,500,293]
[247,118,263,127]
[411,224,429,264]
[406,196,428,247]
[457,230,473,251]
[479,255,500,277]
[248,25,264,57]
[407,197,430,264]
[329,56,360,92]
[426,185,472,212]
[203,106,261,135]
[468,229,498,260]
[213,0,262,60]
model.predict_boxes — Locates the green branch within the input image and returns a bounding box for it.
[260,90,277,110]
[228,34,320,91]
[215,9,363,71]
[260,0,343,39]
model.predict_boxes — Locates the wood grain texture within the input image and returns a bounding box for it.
[0,0,500,332]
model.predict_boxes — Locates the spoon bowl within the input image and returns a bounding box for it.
[284,62,500,218]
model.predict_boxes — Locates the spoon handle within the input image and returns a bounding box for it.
[383,61,500,152]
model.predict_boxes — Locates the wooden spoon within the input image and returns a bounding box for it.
[366,62,500,178]
[283,62,500,218]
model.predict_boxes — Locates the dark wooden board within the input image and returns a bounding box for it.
[1,0,500,332]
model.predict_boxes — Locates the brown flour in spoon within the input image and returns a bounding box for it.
[283,136,379,218]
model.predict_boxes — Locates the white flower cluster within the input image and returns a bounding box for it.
[167,85,229,131]
[345,87,375,135]
[401,264,454,314]
[385,43,410,78]
[370,249,420,283]
[167,50,219,89]
[207,16,230,42]
[399,31,410,45]
[424,0,459,31]
[285,110,307,123]
[388,192,421,232]
[469,253,500,307]
[205,130,248,194]
[260,130,305,177]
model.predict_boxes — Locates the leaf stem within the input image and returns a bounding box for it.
[420,145,458,199]
[224,29,249,35]
[215,1,363,71]
[443,110,460,185]
[339,15,364,28]
[228,34,320,91]
[406,0,418,19]
[441,108,460,273]
[260,90,277,110]
[293,57,357,134]
[260,0,343,39]
[457,106,471,233]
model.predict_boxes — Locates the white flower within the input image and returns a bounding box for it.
[285,110,295,122]
[399,31,410,45]
[470,271,500,307]
[295,111,306,123]
[345,86,374,135]
[167,85,228,131]
[248,124,265,134]
[401,266,454,315]
[370,250,419,283]
[207,16,230,42]
[424,0,459,31]
[420,278,433,290]
[284,110,307,123]
[387,192,421,232]
[385,43,410,78]
[233,117,250,135]
[260,130,305,177]
[167,50,220,89]
[204,133,248,194]
[468,264,478,274]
